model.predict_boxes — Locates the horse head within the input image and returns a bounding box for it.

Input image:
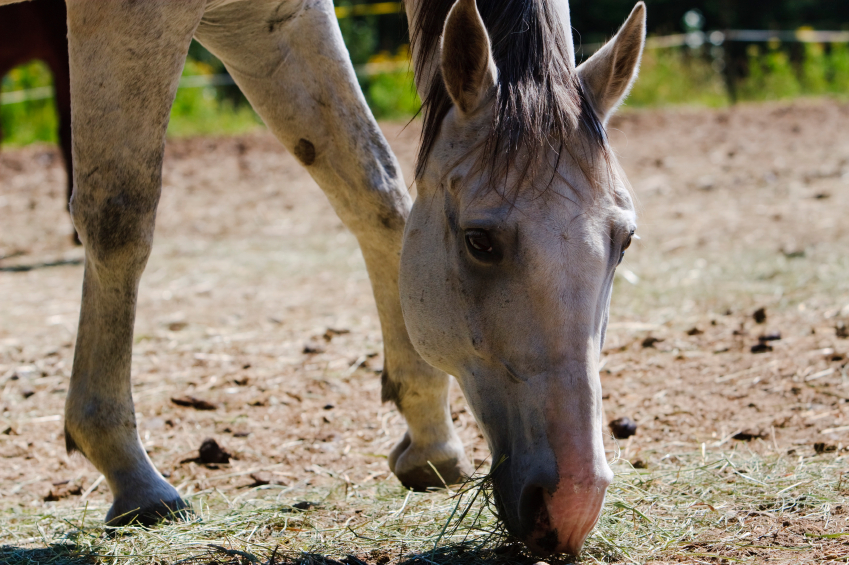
[400,0,646,554]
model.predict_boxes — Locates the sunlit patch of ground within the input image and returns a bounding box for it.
[0,98,848,564]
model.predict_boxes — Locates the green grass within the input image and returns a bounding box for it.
[0,59,265,148]
[738,42,849,101]
[164,59,265,138]
[0,448,844,564]
[3,43,848,147]
[0,61,60,146]
[628,49,729,108]
[365,71,421,120]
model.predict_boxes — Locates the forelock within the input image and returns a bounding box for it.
[411,0,609,193]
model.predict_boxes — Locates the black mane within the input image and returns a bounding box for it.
[411,0,607,186]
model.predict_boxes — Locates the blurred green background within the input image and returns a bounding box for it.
[1,0,848,147]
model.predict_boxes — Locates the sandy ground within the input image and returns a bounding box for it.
[1,98,849,561]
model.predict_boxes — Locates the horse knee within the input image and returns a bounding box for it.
[70,189,159,269]
[372,194,409,233]
[360,135,410,231]
[351,160,410,235]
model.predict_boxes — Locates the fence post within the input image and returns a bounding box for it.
[719,0,737,104]
[716,31,737,104]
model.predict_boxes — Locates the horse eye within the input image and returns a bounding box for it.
[465,229,493,253]
[618,233,634,265]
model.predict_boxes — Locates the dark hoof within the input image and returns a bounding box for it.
[389,432,473,491]
[396,458,469,491]
[106,497,192,528]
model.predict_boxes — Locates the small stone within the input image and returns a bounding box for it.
[609,417,638,439]
[759,332,781,342]
[303,342,325,354]
[171,396,217,410]
[751,343,773,354]
[323,328,350,342]
[732,429,765,441]
[198,438,231,465]
[642,336,663,348]
[814,442,837,454]
[43,482,82,501]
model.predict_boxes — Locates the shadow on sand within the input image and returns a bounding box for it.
[0,258,83,273]
[0,544,94,565]
[0,543,578,565]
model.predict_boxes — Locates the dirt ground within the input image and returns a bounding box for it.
[1,98,849,562]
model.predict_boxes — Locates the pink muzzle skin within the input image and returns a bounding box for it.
[528,473,612,555]
[526,363,612,555]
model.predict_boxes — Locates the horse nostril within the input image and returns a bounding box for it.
[519,485,559,554]
[518,484,545,530]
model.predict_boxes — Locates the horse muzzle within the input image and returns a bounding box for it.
[498,461,612,556]
[487,362,613,556]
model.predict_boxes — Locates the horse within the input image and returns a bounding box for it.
[0,0,75,242]
[0,0,645,556]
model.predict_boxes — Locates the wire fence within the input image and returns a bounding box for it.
[582,28,849,54]
[2,24,848,106]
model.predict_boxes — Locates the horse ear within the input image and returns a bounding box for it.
[577,2,646,123]
[440,0,497,115]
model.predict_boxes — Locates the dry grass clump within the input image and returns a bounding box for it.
[0,447,845,565]
[591,447,848,563]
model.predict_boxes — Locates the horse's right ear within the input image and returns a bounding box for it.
[440,0,497,116]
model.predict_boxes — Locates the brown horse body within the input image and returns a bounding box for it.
[0,0,73,233]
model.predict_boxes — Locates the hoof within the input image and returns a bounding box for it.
[106,497,192,527]
[396,458,470,491]
[389,432,472,491]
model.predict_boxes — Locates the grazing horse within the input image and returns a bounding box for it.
[402,0,645,554]
[0,0,74,240]
[1,0,645,556]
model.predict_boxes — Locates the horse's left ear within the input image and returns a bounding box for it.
[440,0,497,115]
[577,2,646,124]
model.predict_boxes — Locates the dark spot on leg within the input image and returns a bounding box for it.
[294,139,316,166]
[381,368,403,406]
[379,214,394,229]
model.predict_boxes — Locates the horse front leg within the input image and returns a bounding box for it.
[65,0,205,525]
[194,0,472,490]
